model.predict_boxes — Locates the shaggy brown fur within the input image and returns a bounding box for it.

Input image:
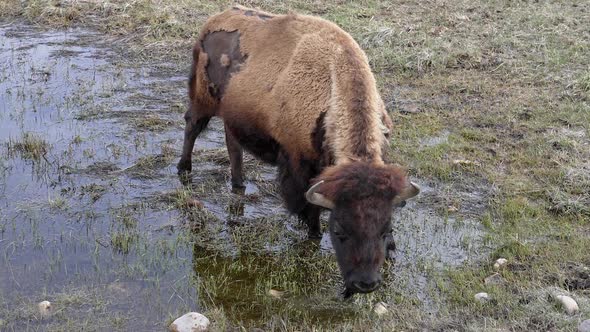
[312,162,409,203]
[182,5,390,163]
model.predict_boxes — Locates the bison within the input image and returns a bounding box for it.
[177,6,420,297]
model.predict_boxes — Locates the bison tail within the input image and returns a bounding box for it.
[188,43,202,102]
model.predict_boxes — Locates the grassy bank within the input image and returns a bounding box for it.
[1,0,589,330]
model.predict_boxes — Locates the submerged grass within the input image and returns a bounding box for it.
[5,132,50,161]
[1,0,589,330]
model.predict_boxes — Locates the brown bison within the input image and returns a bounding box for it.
[177,6,420,296]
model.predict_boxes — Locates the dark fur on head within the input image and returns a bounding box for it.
[312,162,408,203]
[311,161,409,296]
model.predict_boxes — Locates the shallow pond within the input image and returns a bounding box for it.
[0,23,487,330]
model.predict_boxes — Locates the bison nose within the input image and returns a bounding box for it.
[352,278,381,293]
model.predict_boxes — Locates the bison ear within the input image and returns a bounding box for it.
[392,181,420,206]
[305,180,335,209]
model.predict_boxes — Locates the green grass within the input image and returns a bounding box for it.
[1,0,589,331]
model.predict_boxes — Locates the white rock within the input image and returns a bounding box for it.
[578,319,590,332]
[169,312,210,332]
[37,300,52,317]
[474,292,490,302]
[267,289,285,298]
[555,295,579,315]
[373,301,388,316]
[493,258,508,270]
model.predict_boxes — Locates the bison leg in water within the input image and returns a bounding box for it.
[224,122,245,189]
[177,113,211,174]
[301,205,321,239]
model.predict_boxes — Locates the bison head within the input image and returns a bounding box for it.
[305,162,419,297]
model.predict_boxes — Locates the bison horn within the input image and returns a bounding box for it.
[392,181,420,206]
[305,180,335,209]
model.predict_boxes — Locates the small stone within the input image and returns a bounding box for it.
[267,289,285,298]
[474,292,490,302]
[555,295,579,315]
[455,14,470,21]
[373,301,388,316]
[579,319,590,332]
[186,199,204,209]
[400,104,420,114]
[484,273,505,285]
[453,159,480,167]
[493,258,508,270]
[447,205,459,212]
[37,300,52,317]
[169,312,210,332]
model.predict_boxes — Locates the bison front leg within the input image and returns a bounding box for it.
[301,205,322,239]
[177,112,211,174]
[224,123,245,189]
[278,154,322,239]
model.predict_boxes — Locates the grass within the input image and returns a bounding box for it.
[1,0,589,331]
[6,132,50,161]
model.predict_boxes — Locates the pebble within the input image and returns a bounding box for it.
[493,258,508,270]
[186,199,204,209]
[453,159,480,166]
[579,319,590,332]
[474,292,490,302]
[37,300,52,317]
[169,312,210,332]
[447,205,459,212]
[267,289,285,299]
[373,302,388,316]
[555,295,579,315]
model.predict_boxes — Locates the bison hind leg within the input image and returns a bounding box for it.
[177,114,211,175]
[224,122,245,189]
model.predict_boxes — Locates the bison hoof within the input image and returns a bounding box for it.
[386,239,396,261]
[386,239,396,252]
[231,181,246,190]
[177,159,192,175]
[307,230,322,239]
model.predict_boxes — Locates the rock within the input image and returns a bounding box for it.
[555,295,579,315]
[186,199,204,209]
[399,104,421,114]
[267,289,285,299]
[37,300,52,317]
[453,159,481,167]
[493,258,508,270]
[373,301,388,316]
[474,292,490,302]
[579,319,590,332]
[169,312,210,332]
[484,273,505,285]
[447,205,459,213]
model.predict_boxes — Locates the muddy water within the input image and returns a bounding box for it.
[0,23,487,330]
